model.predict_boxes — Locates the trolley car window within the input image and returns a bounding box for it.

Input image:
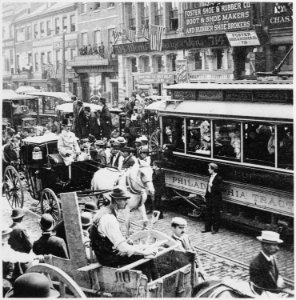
[163,116,184,152]
[214,121,241,160]
[187,118,211,156]
[278,124,293,170]
[244,123,275,167]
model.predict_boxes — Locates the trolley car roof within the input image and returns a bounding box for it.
[2,89,38,101]
[22,134,58,145]
[159,101,293,121]
[167,82,293,90]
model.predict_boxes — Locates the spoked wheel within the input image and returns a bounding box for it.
[3,166,24,208]
[27,263,86,298]
[41,188,61,221]
[149,128,160,152]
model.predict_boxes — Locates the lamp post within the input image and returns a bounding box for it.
[61,30,66,92]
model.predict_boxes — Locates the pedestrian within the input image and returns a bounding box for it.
[138,146,151,166]
[152,160,165,217]
[76,105,89,139]
[89,186,157,272]
[171,217,205,286]
[121,147,137,169]
[111,142,124,171]
[88,109,101,140]
[5,273,60,298]
[33,213,69,259]
[72,96,79,132]
[99,98,112,139]
[92,140,107,165]
[202,163,222,234]
[249,231,291,295]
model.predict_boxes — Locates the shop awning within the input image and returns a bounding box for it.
[56,103,102,113]
[2,89,38,101]
[145,100,166,111]
[26,92,73,102]
[159,101,293,122]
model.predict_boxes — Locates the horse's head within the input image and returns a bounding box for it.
[136,161,155,196]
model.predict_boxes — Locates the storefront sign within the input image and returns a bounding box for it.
[113,42,150,54]
[253,90,293,103]
[135,73,174,84]
[198,90,223,101]
[12,74,29,80]
[176,60,188,83]
[268,12,293,29]
[54,39,77,49]
[226,31,260,46]
[165,170,293,217]
[173,90,197,100]
[184,2,252,34]
[224,90,252,101]
[162,34,229,51]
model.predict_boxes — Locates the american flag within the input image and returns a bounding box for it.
[149,25,165,51]
[139,24,149,40]
[126,29,136,43]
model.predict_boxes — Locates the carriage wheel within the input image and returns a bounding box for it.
[3,166,24,208]
[41,188,61,221]
[149,129,160,152]
[27,263,86,298]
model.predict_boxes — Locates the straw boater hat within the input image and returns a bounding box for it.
[110,186,130,200]
[81,212,92,229]
[171,217,187,227]
[208,162,218,171]
[84,202,97,213]
[257,231,283,244]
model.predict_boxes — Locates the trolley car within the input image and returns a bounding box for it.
[156,81,293,239]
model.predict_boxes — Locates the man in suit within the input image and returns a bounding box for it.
[249,231,288,295]
[121,147,137,169]
[202,163,222,234]
[100,98,112,139]
[33,214,69,259]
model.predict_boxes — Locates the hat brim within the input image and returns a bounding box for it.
[6,288,60,298]
[82,222,92,228]
[257,236,283,243]
[84,208,97,213]
[110,195,130,200]
[40,222,55,232]
[2,228,13,236]
[11,214,24,220]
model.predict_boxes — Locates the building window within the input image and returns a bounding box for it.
[169,2,179,31]
[40,22,45,37]
[271,45,293,72]
[9,50,13,65]
[25,26,31,40]
[34,53,39,71]
[194,52,202,70]
[141,56,150,72]
[171,54,176,71]
[41,52,45,65]
[155,3,163,25]
[55,18,60,34]
[82,3,88,13]
[63,16,67,31]
[28,53,32,65]
[107,3,115,8]
[70,49,76,60]
[131,57,137,72]
[70,15,76,32]
[155,56,163,72]
[141,3,149,28]
[277,124,293,170]
[56,50,60,71]
[47,51,52,64]
[94,30,101,45]
[34,24,38,39]
[94,3,100,10]
[216,49,223,70]
[163,116,185,153]
[9,25,13,38]
[81,32,88,46]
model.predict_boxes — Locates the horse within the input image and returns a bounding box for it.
[91,161,155,235]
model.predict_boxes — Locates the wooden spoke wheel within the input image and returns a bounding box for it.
[41,188,61,221]
[3,166,24,208]
[149,129,161,152]
[27,263,86,298]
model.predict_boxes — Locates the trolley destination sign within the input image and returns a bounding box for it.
[184,2,252,34]
[165,170,293,217]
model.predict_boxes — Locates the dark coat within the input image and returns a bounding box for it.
[88,112,101,139]
[8,223,32,253]
[205,174,222,206]
[249,252,279,293]
[122,154,137,169]
[100,105,112,139]
[76,108,89,139]
[33,232,69,259]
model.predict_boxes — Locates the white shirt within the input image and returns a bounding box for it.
[208,173,217,192]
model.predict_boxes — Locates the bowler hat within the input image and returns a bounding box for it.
[121,146,132,153]
[257,231,283,244]
[77,100,83,106]
[116,137,126,144]
[110,186,130,200]
[171,217,187,227]
[84,202,97,212]
[62,119,69,126]
[11,208,24,220]
[7,273,60,298]
[95,140,106,147]
[40,213,55,232]
[81,212,92,228]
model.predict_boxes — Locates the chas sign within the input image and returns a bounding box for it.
[184,2,252,34]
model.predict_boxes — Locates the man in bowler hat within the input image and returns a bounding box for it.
[202,163,222,234]
[33,214,69,259]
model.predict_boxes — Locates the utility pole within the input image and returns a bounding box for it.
[61,30,66,92]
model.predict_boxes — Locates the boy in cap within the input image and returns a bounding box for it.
[121,146,137,169]
[33,214,69,259]
[249,231,291,295]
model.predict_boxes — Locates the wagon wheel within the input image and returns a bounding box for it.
[3,166,24,208]
[149,128,160,152]
[41,188,61,221]
[27,263,86,298]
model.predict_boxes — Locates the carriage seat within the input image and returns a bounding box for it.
[48,153,64,165]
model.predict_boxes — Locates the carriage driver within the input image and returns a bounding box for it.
[58,119,81,166]
[89,186,158,269]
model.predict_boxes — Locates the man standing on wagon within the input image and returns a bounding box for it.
[89,186,158,269]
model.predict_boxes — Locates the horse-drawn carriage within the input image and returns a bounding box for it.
[2,134,101,221]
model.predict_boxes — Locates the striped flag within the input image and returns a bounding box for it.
[128,29,136,42]
[149,25,165,51]
[139,24,149,40]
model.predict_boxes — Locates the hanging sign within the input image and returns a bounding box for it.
[226,31,260,46]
